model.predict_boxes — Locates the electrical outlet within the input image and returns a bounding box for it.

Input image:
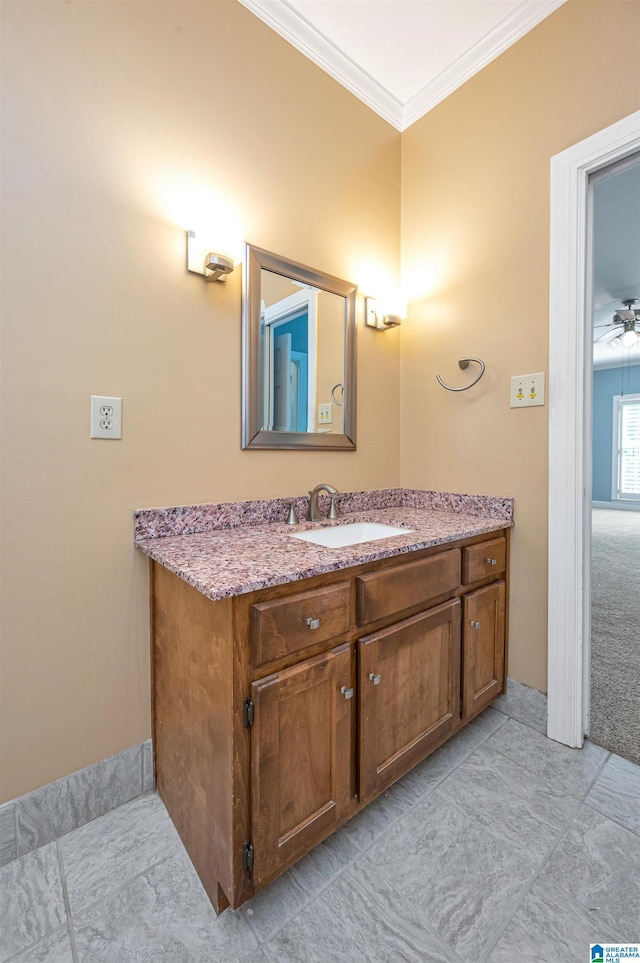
[510,373,545,408]
[90,395,122,438]
[318,403,332,425]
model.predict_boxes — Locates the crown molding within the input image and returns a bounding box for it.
[402,0,567,128]
[238,0,566,132]
[237,0,404,130]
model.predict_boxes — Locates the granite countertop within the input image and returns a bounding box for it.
[134,489,513,602]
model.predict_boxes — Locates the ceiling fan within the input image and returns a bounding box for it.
[594,298,640,349]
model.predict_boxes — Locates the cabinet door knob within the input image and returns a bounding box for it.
[369,672,382,685]
[470,620,481,629]
[485,558,497,565]
[340,685,354,700]
[306,617,321,630]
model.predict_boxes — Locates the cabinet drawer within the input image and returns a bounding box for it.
[252,582,351,666]
[356,549,460,626]
[462,537,506,583]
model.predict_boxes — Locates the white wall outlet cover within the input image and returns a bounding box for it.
[510,372,545,408]
[90,395,122,438]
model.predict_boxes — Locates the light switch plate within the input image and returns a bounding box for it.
[510,373,545,408]
[90,395,122,438]
[318,403,332,425]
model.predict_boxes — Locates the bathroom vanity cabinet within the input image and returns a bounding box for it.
[149,527,509,913]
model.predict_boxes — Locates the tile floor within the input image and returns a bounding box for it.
[2,680,639,963]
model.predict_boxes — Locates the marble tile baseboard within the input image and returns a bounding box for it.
[0,740,153,869]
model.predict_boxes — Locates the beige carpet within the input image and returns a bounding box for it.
[590,509,640,765]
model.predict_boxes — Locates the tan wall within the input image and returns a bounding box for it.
[0,0,401,801]
[400,0,640,691]
[4,0,637,804]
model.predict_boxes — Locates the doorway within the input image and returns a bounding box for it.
[547,110,640,749]
[588,154,640,763]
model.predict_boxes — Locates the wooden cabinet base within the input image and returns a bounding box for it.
[150,529,508,911]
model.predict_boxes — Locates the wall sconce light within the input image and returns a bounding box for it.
[187,230,235,282]
[364,297,401,330]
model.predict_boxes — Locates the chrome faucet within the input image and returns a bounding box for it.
[308,483,339,522]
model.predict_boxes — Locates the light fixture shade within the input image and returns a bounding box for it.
[187,231,235,282]
[620,327,640,348]
[203,252,235,282]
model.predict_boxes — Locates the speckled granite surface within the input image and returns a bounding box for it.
[134,490,513,602]
[134,488,513,540]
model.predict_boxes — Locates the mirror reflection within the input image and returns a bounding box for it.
[242,245,357,450]
[260,269,345,434]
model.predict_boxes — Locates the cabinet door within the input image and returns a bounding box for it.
[462,580,505,720]
[250,643,352,887]
[358,599,460,804]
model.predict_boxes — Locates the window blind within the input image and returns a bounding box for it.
[616,395,640,499]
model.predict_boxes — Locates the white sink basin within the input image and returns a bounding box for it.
[290,521,414,549]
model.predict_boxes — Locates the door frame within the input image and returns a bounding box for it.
[547,110,640,747]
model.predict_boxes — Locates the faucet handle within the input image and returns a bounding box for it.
[328,494,341,519]
[286,500,298,525]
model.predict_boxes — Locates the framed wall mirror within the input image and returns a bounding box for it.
[242,244,357,450]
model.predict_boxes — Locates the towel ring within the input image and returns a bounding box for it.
[331,383,344,406]
[436,358,486,392]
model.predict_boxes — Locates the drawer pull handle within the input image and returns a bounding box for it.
[340,686,354,700]
[485,557,497,565]
[369,672,382,685]
[470,620,481,629]
[306,617,321,630]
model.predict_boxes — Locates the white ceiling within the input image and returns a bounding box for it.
[592,158,640,368]
[238,0,566,130]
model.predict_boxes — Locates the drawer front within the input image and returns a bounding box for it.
[356,549,461,626]
[252,582,351,666]
[462,537,506,583]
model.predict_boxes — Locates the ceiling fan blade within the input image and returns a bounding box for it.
[594,326,623,343]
